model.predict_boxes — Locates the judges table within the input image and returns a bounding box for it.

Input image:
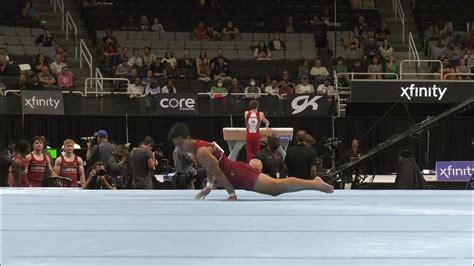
[223,127,294,161]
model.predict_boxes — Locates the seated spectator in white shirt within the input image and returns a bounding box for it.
[114,56,131,78]
[161,79,177,93]
[295,76,315,94]
[127,77,144,98]
[50,54,67,77]
[244,79,261,99]
[309,58,329,81]
[162,51,177,69]
[316,78,337,96]
[127,48,144,68]
[151,18,165,32]
[254,41,272,61]
[264,80,279,95]
[144,80,160,95]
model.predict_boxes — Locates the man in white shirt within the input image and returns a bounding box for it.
[316,78,336,96]
[295,76,315,94]
[264,80,279,95]
[50,54,67,76]
[127,77,144,98]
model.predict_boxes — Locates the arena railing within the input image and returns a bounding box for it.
[393,0,405,43]
[66,11,78,58]
[335,72,399,80]
[444,73,474,80]
[79,38,93,80]
[399,59,443,80]
[4,90,85,97]
[408,32,420,67]
[51,0,65,31]
[84,77,131,97]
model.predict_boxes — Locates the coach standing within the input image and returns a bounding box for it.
[284,130,318,180]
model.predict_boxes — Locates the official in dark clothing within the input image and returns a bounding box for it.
[284,131,318,179]
[0,154,11,187]
[256,135,285,178]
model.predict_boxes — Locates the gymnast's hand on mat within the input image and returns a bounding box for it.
[195,186,212,200]
[227,194,238,201]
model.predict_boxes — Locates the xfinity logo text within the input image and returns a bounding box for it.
[159,98,195,111]
[438,165,473,179]
[436,161,474,181]
[25,96,61,109]
[400,84,447,101]
[291,95,321,114]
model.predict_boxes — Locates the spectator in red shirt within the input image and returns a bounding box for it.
[192,22,208,41]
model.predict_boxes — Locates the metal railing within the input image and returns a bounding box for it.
[79,38,93,80]
[95,67,104,93]
[65,11,78,58]
[84,77,131,97]
[393,0,405,43]
[408,32,420,66]
[336,72,399,80]
[51,0,65,30]
[400,59,443,79]
[4,90,84,97]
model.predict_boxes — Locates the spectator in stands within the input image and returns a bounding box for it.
[212,57,231,80]
[295,76,314,94]
[227,78,243,95]
[37,66,56,86]
[244,79,261,99]
[22,0,45,24]
[261,76,272,90]
[210,78,227,97]
[103,40,118,74]
[49,46,66,64]
[279,70,296,89]
[151,18,165,32]
[316,77,336,96]
[264,80,279,96]
[367,56,383,80]
[424,23,440,54]
[50,54,67,77]
[354,15,367,39]
[310,58,330,81]
[179,51,195,68]
[196,49,208,66]
[144,79,160,95]
[192,22,208,41]
[33,54,48,73]
[162,51,177,70]
[268,33,286,51]
[460,32,473,50]
[297,59,310,80]
[222,21,240,41]
[450,46,462,61]
[432,40,449,60]
[139,15,151,31]
[254,41,272,61]
[384,56,398,79]
[376,21,390,41]
[362,37,378,62]
[26,76,43,91]
[57,66,74,90]
[285,17,295,33]
[13,74,28,94]
[455,58,471,80]
[207,24,220,41]
[127,77,144,98]
[122,15,138,31]
[278,82,294,99]
[150,57,167,79]
[141,70,155,87]
[142,47,155,69]
[114,56,131,80]
[379,39,394,63]
[83,161,116,190]
[35,28,55,47]
[162,79,177,93]
[344,31,360,50]
[210,49,228,69]
[441,22,454,39]
[197,57,211,82]
[350,60,365,79]
[0,48,10,64]
[127,69,140,86]
[335,57,350,86]
[441,57,456,80]
[127,48,144,68]
[465,49,474,69]
[101,29,118,51]
[0,55,16,76]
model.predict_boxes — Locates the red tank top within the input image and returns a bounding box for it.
[245,111,261,134]
[11,155,29,187]
[28,153,48,187]
[195,140,233,177]
[60,155,80,187]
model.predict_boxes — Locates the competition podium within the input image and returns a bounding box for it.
[223,128,294,161]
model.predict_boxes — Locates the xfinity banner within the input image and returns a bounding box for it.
[436,161,474,181]
[350,80,474,103]
[21,90,64,115]
[152,94,198,116]
[286,94,328,116]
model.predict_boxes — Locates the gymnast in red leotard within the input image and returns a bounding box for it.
[168,123,334,201]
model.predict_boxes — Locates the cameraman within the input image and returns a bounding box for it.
[86,130,115,167]
[83,161,116,190]
[107,144,132,189]
[131,137,157,189]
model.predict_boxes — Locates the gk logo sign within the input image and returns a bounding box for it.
[291,95,322,114]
